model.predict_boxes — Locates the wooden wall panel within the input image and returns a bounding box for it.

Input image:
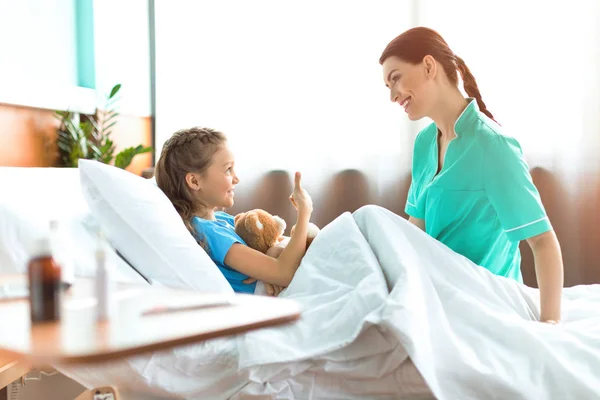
[107,114,153,176]
[0,103,151,175]
[229,168,599,287]
[0,104,58,167]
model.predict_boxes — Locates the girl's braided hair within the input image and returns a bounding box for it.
[154,127,227,235]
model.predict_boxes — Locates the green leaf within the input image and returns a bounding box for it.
[137,145,152,154]
[98,138,115,163]
[109,84,121,98]
[89,143,103,157]
[64,120,81,142]
[57,142,72,152]
[103,121,118,132]
[52,82,138,168]
[80,120,94,139]
[54,110,69,121]
[104,138,114,148]
[79,136,89,158]
[103,112,119,124]
[87,117,100,133]
[57,130,71,140]
[114,145,153,169]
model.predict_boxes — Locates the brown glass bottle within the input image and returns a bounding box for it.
[28,237,62,323]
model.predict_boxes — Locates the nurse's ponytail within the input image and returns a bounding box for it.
[379,27,497,124]
[455,56,495,122]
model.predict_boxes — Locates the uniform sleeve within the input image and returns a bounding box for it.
[405,179,425,219]
[484,136,552,242]
[197,222,244,264]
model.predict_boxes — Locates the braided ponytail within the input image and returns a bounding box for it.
[155,127,227,236]
[379,27,498,124]
[455,56,496,123]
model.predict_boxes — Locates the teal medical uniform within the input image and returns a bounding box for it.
[405,98,552,282]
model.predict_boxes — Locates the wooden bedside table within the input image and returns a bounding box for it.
[0,274,301,399]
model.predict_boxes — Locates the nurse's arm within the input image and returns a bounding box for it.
[526,229,564,323]
[409,216,426,231]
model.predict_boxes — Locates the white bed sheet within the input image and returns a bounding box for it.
[57,211,432,399]
[57,206,600,399]
[353,206,600,400]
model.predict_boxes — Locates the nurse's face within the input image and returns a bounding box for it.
[382,55,438,121]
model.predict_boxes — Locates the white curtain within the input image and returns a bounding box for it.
[155,0,600,186]
[415,0,600,178]
[155,0,600,189]
[155,0,416,198]
[154,0,600,284]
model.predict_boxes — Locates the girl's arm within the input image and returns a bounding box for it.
[526,229,563,323]
[225,172,313,287]
[225,210,311,287]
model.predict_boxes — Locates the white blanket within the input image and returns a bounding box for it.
[357,205,600,400]
[58,206,600,399]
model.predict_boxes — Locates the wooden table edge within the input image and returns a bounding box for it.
[4,312,300,366]
[0,360,32,390]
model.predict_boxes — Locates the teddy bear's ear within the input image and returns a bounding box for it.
[307,222,320,238]
[245,212,264,232]
[272,216,287,235]
[234,213,244,225]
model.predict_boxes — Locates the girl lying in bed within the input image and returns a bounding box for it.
[153,127,312,296]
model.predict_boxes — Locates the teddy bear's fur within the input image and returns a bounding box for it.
[234,209,320,257]
[290,223,320,248]
[234,209,286,254]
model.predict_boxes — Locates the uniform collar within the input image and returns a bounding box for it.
[453,97,479,137]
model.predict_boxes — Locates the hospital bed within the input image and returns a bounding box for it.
[0,274,301,399]
[0,166,434,399]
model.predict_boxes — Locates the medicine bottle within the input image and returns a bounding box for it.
[28,237,62,323]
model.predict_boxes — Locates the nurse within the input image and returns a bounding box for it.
[379,27,563,324]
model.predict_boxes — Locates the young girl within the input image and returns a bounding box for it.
[154,127,313,296]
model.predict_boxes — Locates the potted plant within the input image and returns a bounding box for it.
[54,84,152,170]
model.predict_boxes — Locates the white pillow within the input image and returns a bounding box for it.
[0,167,146,284]
[0,167,89,273]
[78,159,233,294]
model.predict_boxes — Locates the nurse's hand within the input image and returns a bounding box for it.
[408,216,425,231]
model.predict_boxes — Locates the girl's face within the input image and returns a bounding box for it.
[187,143,239,210]
[382,55,439,121]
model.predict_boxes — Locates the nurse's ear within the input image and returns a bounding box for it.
[422,55,438,80]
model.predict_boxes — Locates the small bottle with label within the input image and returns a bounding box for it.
[28,237,62,323]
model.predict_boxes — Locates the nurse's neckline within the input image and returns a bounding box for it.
[435,97,479,139]
[430,98,479,179]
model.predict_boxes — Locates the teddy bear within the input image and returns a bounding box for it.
[234,209,319,258]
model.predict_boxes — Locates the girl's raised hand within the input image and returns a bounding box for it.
[289,172,313,215]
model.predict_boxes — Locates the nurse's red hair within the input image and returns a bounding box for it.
[379,27,497,123]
